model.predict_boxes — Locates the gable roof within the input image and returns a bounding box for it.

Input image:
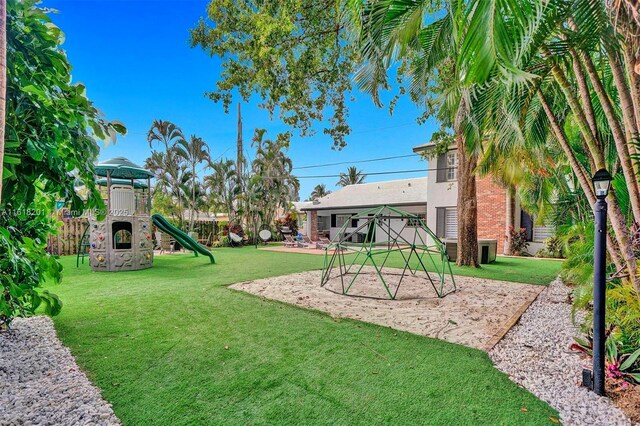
[302,177,427,211]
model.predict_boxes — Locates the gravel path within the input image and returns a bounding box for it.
[490,278,633,426]
[0,316,120,426]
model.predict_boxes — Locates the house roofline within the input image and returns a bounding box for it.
[301,201,427,212]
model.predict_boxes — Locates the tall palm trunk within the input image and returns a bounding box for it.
[580,51,640,222]
[538,93,640,295]
[454,99,479,267]
[0,0,6,206]
[191,163,196,230]
[504,189,514,255]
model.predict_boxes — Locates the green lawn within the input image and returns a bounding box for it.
[337,250,562,285]
[46,248,561,425]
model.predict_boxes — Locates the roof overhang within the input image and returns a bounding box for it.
[301,201,427,212]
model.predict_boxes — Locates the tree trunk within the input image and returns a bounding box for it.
[0,0,6,206]
[454,99,479,267]
[538,92,626,272]
[581,51,640,222]
[191,164,196,230]
[504,189,514,255]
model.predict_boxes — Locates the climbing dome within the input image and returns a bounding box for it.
[320,206,456,300]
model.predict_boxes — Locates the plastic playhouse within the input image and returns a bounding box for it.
[84,157,214,272]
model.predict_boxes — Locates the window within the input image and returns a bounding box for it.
[446,151,458,181]
[521,211,555,242]
[407,214,426,227]
[317,216,329,231]
[335,214,352,228]
[435,207,458,239]
[533,225,554,242]
[444,208,458,239]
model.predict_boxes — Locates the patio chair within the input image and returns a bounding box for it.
[315,237,332,250]
[229,232,244,247]
[283,235,297,248]
[298,235,312,249]
[156,231,175,254]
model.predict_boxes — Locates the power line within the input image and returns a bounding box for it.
[294,153,421,170]
[252,165,453,179]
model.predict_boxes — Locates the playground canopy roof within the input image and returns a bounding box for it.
[96,178,149,189]
[95,157,154,179]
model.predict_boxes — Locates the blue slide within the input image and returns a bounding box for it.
[152,214,215,264]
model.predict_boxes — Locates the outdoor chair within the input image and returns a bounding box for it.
[283,235,297,248]
[316,237,331,250]
[229,232,244,247]
[156,231,175,254]
[298,235,312,248]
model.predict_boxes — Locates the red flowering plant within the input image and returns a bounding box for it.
[507,226,530,256]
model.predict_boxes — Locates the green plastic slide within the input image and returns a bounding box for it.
[152,214,215,264]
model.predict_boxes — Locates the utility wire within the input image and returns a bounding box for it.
[253,165,454,179]
[294,153,421,170]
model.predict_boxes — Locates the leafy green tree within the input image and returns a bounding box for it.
[354,0,481,266]
[205,159,239,223]
[337,166,366,186]
[176,135,211,230]
[457,0,640,296]
[146,120,189,226]
[190,0,359,150]
[1,0,124,328]
[246,129,299,227]
[0,0,6,205]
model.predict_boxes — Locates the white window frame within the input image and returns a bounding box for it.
[533,224,554,242]
[335,214,352,228]
[444,207,458,239]
[446,151,458,181]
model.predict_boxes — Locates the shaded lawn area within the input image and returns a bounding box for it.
[353,251,562,285]
[46,248,559,425]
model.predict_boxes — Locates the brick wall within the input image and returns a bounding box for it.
[476,175,507,254]
[309,210,318,241]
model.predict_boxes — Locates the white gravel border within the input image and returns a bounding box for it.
[0,316,120,426]
[490,278,634,426]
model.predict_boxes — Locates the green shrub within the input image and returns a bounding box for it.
[1,0,124,329]
[535,236,564,258]
[508,227,529,255]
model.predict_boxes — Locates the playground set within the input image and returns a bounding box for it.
[80,157,214,271]
[320,206,455,300]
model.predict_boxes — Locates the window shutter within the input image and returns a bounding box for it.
[435,208,445,238]
[436,154,446,182]
[331,214,336,228]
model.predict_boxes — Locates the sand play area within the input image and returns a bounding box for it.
[230,267,544,351]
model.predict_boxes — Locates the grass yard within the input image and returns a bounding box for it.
[46,248,561,425]
[343,250,562,285]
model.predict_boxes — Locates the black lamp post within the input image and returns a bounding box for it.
[590,168,612,396]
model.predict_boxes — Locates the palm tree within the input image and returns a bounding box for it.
[457,0,640,293]
[249,129,299,226]
[309,184,331,200]
[355,0,480,266]
[204,159,238,222]
[176,135,211,230]
[0,0,6,205]
[337,166,366,186]
[146,120,188,225]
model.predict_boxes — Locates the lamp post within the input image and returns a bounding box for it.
[590,168,612,396]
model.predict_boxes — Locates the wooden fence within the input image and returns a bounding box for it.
[47,217,89,256]
[47,217,219,256]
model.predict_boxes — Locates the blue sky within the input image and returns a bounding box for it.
[47,0,438,199]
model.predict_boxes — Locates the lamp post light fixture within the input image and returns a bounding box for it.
[587,168,612,396]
